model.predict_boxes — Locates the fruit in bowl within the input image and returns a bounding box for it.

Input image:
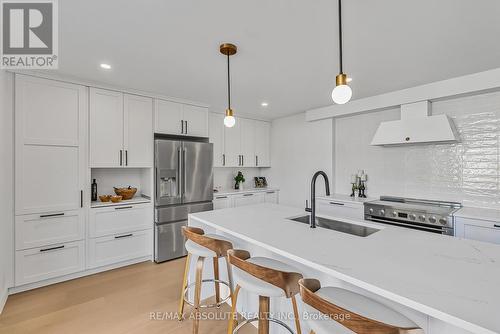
[113,186,137,200]
[99,195,111,202]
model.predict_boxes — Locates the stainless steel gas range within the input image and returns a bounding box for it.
[364,196,462,235]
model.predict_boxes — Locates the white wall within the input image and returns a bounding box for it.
[213,167,266,191]
[335,91,500,209]
[0,70,14,312]
[263,113,333,208]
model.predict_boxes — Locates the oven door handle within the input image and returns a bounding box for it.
[367,217,448,234]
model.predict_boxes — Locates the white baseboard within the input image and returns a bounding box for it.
[9,256,152,295]
[0,285,8,314]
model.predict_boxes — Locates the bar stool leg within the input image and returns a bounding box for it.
[213,258,220,305]
[258,296,270,334]
[178,253,191,320]
[291,295,302,334]
[193,256,205,334]
[227,284,241,334]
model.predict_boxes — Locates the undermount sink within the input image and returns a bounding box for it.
[288,215,379,237]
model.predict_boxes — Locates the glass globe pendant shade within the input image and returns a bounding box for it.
[331,73,352,104]
[224,108,235,128]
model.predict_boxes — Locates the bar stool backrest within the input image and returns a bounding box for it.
[227,249,303,298]
[182,226,233,258]
[298,278,423,334]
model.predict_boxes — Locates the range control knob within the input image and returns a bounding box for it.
[392,211,398,217]
[409,214,417,220]
[369,208,374,214]
[419,215,426,222]
[439,218,447,225]
[379,209,386,216]
[429,216,437,224]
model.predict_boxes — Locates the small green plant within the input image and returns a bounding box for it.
[234,171,245,189]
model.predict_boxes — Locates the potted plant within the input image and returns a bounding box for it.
[234,171,245,190]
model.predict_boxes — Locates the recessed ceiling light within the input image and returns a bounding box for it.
[261,102,269,107]
[346,77,353,83]
[100,63,111,70]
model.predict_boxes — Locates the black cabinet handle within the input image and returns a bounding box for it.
[40,213,65,218]
[119,150,123,166]
[185,121,188,134]
[329,202,345,206]
[181,120,184,134]
[216,196,228,199]
[40,245,65,252]
[494,224,500,228]
[115,233,133,239]
[125,150,128,166]
[115,206,133,210]
[222,154,225,166]
[256,155,258,166]
[266,191,275,194]
[81,190,83,208]
[243,193,254,197]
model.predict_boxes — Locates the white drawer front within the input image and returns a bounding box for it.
[15,240,85,286]
[15,210,84,250]
[317,200,364,220]
[88,229,152,269]
[213,196,233,210]
[89,204,153,237]
[464,225,500,244]
[233,193,265,207]
[264,191,279,204]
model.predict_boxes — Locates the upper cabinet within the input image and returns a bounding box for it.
[90,88,153,167]
[208,113,271,167]
[154,99,208,137]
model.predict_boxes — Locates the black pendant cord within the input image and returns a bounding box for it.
[227,54,231,109]
[338,0,343,74]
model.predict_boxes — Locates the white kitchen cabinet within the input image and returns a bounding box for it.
[455,217,500,245]
[89,203,153,238]
[317,198,365,220]
[183,104,209,137]
[15,210,84,251]
[255,120,271,167]
[90,89,153,167]
[240,119,256,167]
[213,195,232,209]
[15,240,85,286]
[87,229,152,269]
[209,113,226,167]
[233,192,265,207]
[154,99,208,137]
[124,94,154,167]
[90,88,124,167]
[264,190,279,204]
[224,119,242,167]
[15,75,86,215]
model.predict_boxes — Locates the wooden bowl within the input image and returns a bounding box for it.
[99,195,111,202]
[113,187,137,200]
[110,195,123,203]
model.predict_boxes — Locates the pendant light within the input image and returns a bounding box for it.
[331,0,352,104]
[220,43,237,127]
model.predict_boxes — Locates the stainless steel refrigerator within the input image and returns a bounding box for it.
[154,139,213,262]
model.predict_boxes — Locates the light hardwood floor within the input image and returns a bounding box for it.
[0,258,255,334]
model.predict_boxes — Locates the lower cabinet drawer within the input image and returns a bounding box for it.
[87,229,152,269]
[463,225,500,244]
[15,240,85,286]
[15,210,84,250]
[317,200,364,220]
[89,203,153,237]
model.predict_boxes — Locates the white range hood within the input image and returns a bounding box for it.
[370,101,459,146]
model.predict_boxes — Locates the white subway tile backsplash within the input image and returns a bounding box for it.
[335,91,500,209]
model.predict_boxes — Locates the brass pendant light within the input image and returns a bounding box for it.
[220,43,237,127]
[331,0,352,104]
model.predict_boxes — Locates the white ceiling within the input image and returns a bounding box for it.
[55,0,500,120]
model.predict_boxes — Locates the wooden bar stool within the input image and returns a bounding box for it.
[298,278,424,334]
[178,226,234,334]
[227,249,303,334]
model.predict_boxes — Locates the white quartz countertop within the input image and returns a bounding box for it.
[214,187,279,197]
[190,203,500,334]
[316,193,375,204]
[454,206,500,223]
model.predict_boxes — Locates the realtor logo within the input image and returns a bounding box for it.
[1,0,58,69]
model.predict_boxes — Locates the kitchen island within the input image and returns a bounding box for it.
[188,203,500,334]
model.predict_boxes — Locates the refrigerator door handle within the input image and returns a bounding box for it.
[177,147,182,197]
[183,147,187,197]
